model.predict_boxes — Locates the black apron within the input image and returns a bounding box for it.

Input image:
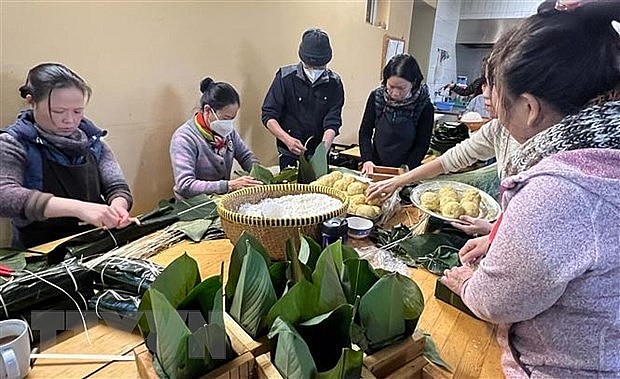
[17,153,103,248]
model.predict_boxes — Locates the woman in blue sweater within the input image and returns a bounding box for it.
[359,54,434,175]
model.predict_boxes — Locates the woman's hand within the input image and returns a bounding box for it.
[361,161,375,175]
[440,265,474,294]
[449,216,493,236]
[365,176,400,204]
[76,202,129,229]
[109,197,139,228]
[229,176,263,191]
[458,235,490,265]
[284,136,306,156]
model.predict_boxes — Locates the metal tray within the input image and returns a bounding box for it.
[410,180,500,222]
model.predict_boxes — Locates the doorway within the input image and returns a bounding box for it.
[408,0,437,81]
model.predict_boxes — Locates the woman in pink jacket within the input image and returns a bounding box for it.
[442,0,620,377]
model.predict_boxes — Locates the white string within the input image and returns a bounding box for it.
[94,257,161,293]
[104,227,119,248]
[93,289,136,319]
[22,269,92,345]
[0,293,9,319]
[62,261,79,292]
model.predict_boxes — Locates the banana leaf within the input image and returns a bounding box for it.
[250,163,274,184]
[138,253,200,340]
[269,306,362,379]
[318,348,363,379]
[269,317,318,379]
[90,258,162,295]
[267,243,348,326]
[286,239,312,285]
[87,289,141,327]
[47,194,219,265]
[0,259,95,319]
[140,256,234,377]
[225,232,271,306]
[341,258,380,305]
[358,274,406,352]
[295,304,356,372]
[272,167,298,184]
[229,249,277,338]
[299,235,322,271]
[417,245,460,274]
[297,142,328,184]
[269,261,289,299]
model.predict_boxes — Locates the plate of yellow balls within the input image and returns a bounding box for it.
[410,180,501,222]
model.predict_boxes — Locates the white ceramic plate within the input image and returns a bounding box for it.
[410,180,501,222]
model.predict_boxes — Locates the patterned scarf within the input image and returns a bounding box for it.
[375,84,431,126]
[194,112,225,150]
[34,124,91,162]
[503,92,620,177]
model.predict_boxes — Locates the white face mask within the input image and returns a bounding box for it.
[209,111,235,137]
[303,67,325,83]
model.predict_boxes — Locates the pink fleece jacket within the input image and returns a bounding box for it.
[462,148,620,378]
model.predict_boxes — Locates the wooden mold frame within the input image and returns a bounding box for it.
[221,308,427,379]
[369,165,408,182]
[363,332,427,378]
[134,313,264,379]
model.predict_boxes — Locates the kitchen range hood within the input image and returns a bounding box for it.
[456,18,523,47]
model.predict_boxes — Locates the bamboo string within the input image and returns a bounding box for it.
[30,353,135,361]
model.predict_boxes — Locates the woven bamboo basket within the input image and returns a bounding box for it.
[217,184,349,260]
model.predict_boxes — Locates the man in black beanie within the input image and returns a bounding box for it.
[262,28,345,169]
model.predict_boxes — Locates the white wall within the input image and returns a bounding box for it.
[0,1,414,246]
[460,0,539,19]
[426,0,462,95]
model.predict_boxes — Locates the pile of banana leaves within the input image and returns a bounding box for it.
[235,142,330,185]
[0,250,163,330]
[47,194,222,264]
[0,256,94,321]
[370,223,469,274]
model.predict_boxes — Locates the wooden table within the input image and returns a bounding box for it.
[29,235,502,378]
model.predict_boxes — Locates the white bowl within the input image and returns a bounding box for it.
[346,216,374,239]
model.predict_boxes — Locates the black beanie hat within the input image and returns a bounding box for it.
[298,28,332,67]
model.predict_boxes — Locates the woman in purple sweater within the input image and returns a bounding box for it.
[442,0,620,377]
[170,78,261,199]
[0,63,135,248]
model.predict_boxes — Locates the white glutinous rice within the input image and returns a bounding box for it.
[237,193,342,218]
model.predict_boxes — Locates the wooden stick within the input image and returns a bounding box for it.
[31,353,135,361]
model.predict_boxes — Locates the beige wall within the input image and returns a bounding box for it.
[0,0,413,245]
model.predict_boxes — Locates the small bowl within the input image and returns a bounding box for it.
[346,216,374,239]
[434,101,454,112]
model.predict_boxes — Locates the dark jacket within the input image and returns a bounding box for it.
[359,88,434,169]
[451,77,484,97]
[2,110,105,191]
[261,63,345,155]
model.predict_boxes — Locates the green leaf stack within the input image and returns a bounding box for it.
[137,253,233,378]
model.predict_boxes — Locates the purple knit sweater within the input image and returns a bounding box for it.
[169,119,257,199]
[462,149,620,377]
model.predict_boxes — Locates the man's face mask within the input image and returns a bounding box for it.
[210,110,234,137]
[303,66,325,83]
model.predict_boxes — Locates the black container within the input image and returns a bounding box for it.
[321,217,349,248]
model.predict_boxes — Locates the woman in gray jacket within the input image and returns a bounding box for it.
[443,0,620,377]
[170,78,261,199]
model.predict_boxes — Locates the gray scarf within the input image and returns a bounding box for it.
[504,93,620,177]
[34,124,91,158]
